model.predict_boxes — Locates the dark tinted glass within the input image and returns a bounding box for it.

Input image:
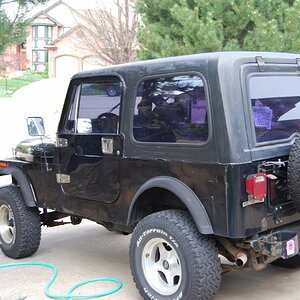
[64,80,121,134]
[133,75,208,143]
[249,76,300,142]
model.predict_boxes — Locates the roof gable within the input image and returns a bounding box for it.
[30,0,88,26]
[46,24,89,47]
[31,12,63,26]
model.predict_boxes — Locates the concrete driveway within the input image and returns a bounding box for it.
[0,221,141,300]
[1,80,300,299]
[1,220,300,300]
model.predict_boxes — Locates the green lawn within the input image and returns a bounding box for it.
[0,72,48,98]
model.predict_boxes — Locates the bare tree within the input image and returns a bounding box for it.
[0,50,28,94]
[77,0,138,66]
[0,50,28,75]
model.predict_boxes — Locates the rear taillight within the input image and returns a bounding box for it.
[246,173,267,200]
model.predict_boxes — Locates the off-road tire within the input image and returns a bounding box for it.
[271,254,300,268]
[288,137,300,212]
[0,186,41,258]
[129,209,221,300]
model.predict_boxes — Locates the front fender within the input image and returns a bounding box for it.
[128,176,213,234]
[0,166,37,207]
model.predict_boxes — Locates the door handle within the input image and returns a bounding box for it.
[56,137,68,147]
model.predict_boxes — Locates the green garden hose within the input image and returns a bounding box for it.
[0,261,122,299]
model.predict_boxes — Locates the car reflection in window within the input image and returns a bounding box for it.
[133,75,209,144]
[252,97,300,142]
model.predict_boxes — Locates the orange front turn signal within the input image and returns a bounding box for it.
[0,162,8,168]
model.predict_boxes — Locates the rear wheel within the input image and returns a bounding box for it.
[130,210,221,300]
[0,186,41,258]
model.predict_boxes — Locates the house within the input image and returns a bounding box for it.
[10,0,106,78]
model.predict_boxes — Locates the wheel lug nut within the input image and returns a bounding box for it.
[163,260,169,270]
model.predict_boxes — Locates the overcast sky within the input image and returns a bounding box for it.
[4,0,115,18]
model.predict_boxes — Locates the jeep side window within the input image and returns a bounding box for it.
[249,76,300,142]
[133,75,208,143]
[64,80,121,134]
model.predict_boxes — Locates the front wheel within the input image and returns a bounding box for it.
[0,186,41,258]
[130,210,221,300]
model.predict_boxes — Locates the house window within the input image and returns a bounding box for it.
[33,50,48,63]
[32,25,53,70]
[32,25,53,40]
[32,50,48,71]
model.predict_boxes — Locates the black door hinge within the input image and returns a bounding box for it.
[296,58,300,71]
[255,56,265,72]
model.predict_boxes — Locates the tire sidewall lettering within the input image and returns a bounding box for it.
[134,227,187,300]
[130,211,221,299]
[143,287,183,300]
[136,228,179,248]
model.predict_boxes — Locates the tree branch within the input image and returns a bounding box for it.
[73,0,137,65]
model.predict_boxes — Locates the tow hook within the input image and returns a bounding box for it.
[251,231,299,259]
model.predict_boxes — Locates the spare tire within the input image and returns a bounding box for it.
[288,137,300,212]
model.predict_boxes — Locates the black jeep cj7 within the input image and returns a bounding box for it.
[1,52,300,299]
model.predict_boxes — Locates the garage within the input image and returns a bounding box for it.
[55,55,79,79]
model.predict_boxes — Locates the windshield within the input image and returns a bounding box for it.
[249,75,300,143]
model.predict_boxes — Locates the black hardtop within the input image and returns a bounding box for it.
[72,51,300,80]
[68,51,300,165]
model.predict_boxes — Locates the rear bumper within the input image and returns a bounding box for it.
[250,223,300,259]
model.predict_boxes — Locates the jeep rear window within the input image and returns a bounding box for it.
[133,75,208,143]
[249,76,300,143]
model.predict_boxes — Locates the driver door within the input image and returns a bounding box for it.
[57,77,123,204]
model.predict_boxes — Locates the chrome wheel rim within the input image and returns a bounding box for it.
[142,237,182,296]
[0,204,16,244]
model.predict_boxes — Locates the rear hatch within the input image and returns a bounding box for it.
[242,59,300,220]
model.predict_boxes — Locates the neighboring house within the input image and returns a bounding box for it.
[7,0,105,78]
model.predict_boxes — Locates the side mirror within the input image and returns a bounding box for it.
[27,117,45,136]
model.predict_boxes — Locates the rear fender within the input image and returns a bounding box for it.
[128,176,213,234]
